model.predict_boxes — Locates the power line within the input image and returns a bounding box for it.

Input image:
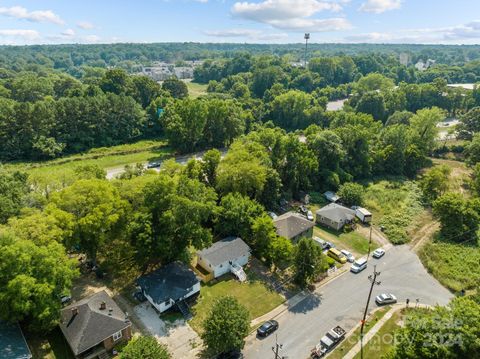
[272,334,286,359]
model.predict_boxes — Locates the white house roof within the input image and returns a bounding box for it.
[316,203,355,223]
[198,237,250,267]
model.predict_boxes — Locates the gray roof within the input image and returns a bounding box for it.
[137,262,199,305]
[198,237,250,267]
[59,290,130,356]
[316,203,355,223]
[0,321,32,359]
[273,212,315,239]
[324,191,340,202]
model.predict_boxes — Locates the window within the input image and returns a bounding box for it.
[112,330,122,341]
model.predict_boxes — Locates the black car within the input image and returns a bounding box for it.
[217,350,244,359]
[257,320,279,337]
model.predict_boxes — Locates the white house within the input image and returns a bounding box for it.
[197,237,250,279]
[137,262,200,313]
[355,207,372,223]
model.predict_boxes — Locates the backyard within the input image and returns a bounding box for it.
[25,328,75,359]
[313,226,378,257]
[189,276,285,333]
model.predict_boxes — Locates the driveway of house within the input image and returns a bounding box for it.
[133,302,202,358]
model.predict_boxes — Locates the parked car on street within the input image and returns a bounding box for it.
[350,257,367,273]
[327,248,347,264]
[375,293,397,305]
[372,248,385,259]
[311,325,346,358]
[257,320,279,337]
[307,210,314,221]
[340,250,355,263]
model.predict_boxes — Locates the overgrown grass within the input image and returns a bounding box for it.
[419,238,480,292]
[364,180,424,244]
[4,139,170,188]
[314,226,378,256]
[328,306,391,359]
[189,276,284,334]
[185,81,208,98]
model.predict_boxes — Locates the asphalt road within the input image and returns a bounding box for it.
[243,245,453,359]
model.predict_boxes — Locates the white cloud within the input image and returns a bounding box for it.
[343,20,480,44]
[61,29,75,37]
[359,0,402,14]
[0,29,40,41]
[204,28,288,41]
[0,6,64,25]
[231,0,350,32]
[77,21,95,30]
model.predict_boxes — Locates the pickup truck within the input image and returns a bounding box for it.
[310,325,346,358]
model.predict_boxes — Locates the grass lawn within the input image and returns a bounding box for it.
[419,238,480,293]
[185,80,208,98]
[189,276,285,333]
[314,226,378,257]
[5,139,170,186]
[25,327,75,359]
[328,306,391,359]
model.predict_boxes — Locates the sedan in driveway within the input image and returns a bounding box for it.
[375,293,397,305]
[257,320,279,337]
[372,248,385,259]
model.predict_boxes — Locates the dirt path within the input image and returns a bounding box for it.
[410,221,440,252]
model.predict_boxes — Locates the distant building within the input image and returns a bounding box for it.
[59,290,132,358]
[273,212,315,241]
[0,320,32,359]
[316,203,355,231]
[137,262,200,314]
[399,53,410,66]
[415,59,436,71]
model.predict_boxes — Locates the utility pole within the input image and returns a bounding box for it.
[272,334,285,359]
[304,33,310,68]
[360,265,381,359]
[366,225,373,261]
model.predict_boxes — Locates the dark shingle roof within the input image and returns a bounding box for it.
[59,290,130,356]
[316,203,355,223]
[273,212,315,239]
[197,237,250,267]
[137,262,199,305]
[0,321,32,359]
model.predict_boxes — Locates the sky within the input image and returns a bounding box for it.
[1,0,480,45]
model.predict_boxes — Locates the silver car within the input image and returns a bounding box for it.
[375,293,397,305]
[340,250,355,263]
[372,248,385,259]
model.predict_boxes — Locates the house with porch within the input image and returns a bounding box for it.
[273,212,315,241]
[59,290,131,359]
[137,261,200,316]
[316,203,356,231]
[195,236,250,282]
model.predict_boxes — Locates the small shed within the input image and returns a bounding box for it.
[324,191,340,203]
[355,208,372,223]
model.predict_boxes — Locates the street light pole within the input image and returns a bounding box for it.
[272,334,284,359]
[366,225,373,261]
[360,265,381,359]
[304,33,310,68]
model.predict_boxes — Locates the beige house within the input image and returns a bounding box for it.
[316,203,355,231]
[273,212,315,241]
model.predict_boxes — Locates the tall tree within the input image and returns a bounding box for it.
[294,237,327,288]
[0,169,30,224]
[120,336,170,359]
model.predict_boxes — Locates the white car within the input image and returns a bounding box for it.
[340,250,355,263]
[375,293,397,305]
[307,210,314,221]
[372,248,385,259]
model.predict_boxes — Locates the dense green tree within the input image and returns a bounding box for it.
[471,163,480,197]
[294,237,327,288]
[251,66,286,98]
[408,107,445,156]
[216,192,264,242]
[201,296,250,354]
[131,76,163,108]
[386,297,480,359]
[420,165,451,203]
[162,77,188,99]
[465,133,480,166]
[337,182,365,207]
[250,214,278,261]
[203,99,245,147]
[50,179,128,261]
[309,57,336,84]
[356,73,394,93]
[120,336,170,359]
[355,91,387,122]
[433,193,480,242]
[74,164,106,180]
[0,170,30,224]
[201,149,221,187]
[100,68,132,95]
[0,232,78,331]
[269,90,313,130]
[9,72,54,102]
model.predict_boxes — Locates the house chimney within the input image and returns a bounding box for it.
[100,301,106,310]
[71,307,78,316]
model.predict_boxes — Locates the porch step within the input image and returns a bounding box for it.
[176,300,191,319]
[98,351,110,359]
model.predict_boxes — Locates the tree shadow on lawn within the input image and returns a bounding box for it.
[288,292,323,314]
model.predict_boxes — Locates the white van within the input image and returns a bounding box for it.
[350,257,368,273]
